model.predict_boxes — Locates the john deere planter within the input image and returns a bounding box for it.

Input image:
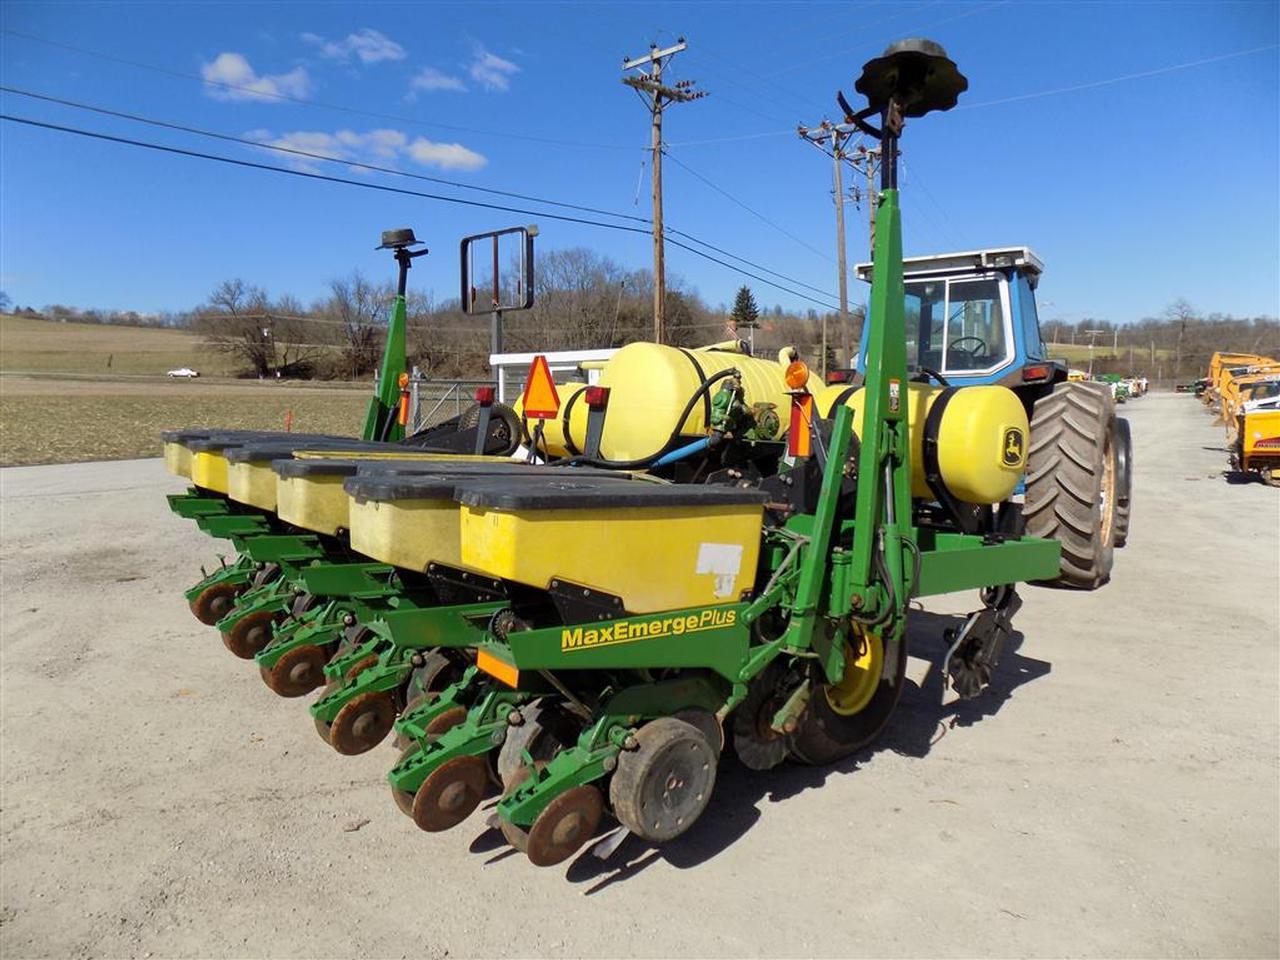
[164,41,1086,868]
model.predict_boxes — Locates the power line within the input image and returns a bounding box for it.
[958,43,1279,110]
[1,87,836,303]
[1,27,631,153]
[1,113,840,309]
[664,151,836,265]
[0,85,650,226]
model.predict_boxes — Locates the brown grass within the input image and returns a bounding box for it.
[0,377,371,466]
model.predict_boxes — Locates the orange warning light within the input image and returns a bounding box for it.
[521,354,561,420]
[784,360,810,391]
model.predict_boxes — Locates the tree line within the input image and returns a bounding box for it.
[4,261,1274,385]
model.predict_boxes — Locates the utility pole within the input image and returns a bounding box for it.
[1085,327,1106,377]
[622,38,706,344]
[799,120,875,373]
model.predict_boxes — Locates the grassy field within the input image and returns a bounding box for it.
[0,313,241,377]
[1046,341,1175,364]
[0,377,371,466]
[0,314,377,466]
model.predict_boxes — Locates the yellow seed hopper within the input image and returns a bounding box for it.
[456,477,768,613]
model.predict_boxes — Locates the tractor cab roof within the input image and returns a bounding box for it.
[855,247,1044,289]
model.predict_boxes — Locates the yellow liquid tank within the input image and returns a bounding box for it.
[817,382,1028,504]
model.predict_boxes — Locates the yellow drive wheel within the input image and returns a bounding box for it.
[823,632,884,717]
[790,628,905,765]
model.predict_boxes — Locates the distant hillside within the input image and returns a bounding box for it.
[0,313,238,377]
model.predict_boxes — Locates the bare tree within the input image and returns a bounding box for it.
[196,280,321,377]
[321,271,390,378]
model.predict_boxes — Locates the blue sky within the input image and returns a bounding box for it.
[2,0,1277,327]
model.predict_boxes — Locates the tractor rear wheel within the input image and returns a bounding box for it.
[789,630,906,765]
[1024,381,1117,589]
[1112,417,1133,548]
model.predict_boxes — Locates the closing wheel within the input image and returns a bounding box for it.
[221,610,277,659]
[391,744,421,818]
[496,701,562,790]
[189,582,239,626]
[1025,381,1117,588]
[789,630,906,766]
[410,755,489,832]
[260,645,329,698]
[344,655,380,681]
[526,784,603,867]
[496,761,541,853]
[329,691,397,756]
[394,702,466,751]
[609,717,717,845]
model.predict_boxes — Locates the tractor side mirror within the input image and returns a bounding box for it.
[459,225,537,315]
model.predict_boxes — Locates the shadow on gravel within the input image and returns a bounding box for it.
[540,610,1051,893]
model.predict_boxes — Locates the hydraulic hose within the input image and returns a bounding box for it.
[554,367,741,470]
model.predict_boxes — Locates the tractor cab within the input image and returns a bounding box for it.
[843,247,1064,391]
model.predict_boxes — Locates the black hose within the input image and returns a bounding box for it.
[554,367,741,470]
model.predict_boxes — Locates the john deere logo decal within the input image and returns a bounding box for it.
[1002,427,1025,466]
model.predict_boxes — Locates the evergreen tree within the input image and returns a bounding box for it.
[730,285,760,330]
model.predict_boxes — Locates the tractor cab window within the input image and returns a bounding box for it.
[905,281,946,372]
[943,278,1007,373]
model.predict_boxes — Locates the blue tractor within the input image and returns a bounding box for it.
[831,247,1132,589]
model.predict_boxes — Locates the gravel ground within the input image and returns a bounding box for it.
[1,392,1276,959]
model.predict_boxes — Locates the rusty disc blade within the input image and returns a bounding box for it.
[526,784,603,867]
[262,645,329,698]
[221,611,277,659]
[189,583,239,626]
[424,705,467,738]
[329,691,396,756]
[343,654,380,682]
[411,755,489,832]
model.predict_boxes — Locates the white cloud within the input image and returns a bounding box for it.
[468,46,519,92]
[250,128,485,173]
[302,28,406,64]
[201,52,310,102]
[410,66,467,94]
[407,137,486,171]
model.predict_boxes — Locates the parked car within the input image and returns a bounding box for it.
[166,367,200,378]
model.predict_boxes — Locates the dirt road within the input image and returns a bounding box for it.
[1,392,1276,958]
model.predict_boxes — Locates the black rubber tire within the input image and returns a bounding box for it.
[1112,417,1133,548]
[789,635,907,766]
[609,717,716,845]
[1024,381,1117,589]
[460,402,521,457]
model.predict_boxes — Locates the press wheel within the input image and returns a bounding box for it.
[526,784,603,867]
[329,691,397,756]
[260,645,329,698]
[410,755,489,832]
[189,583,239,626]
[221,610,277,659]
[609,717,716,844]
[789,630,906,765]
